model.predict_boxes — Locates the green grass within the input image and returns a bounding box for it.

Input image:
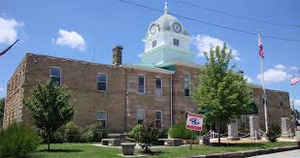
[30,142,296,158]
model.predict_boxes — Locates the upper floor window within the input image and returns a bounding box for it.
[137,109,145,124]
[97,74,107,91]
[152,40,157,48]
[49,67,61,86]
[155,111,162,128]
[184,73,191,96]
[138,75,145,94]
[97,111,108,128]
[155,77,162,97]
[173,39,179,47]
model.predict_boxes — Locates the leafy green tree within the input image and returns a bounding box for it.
[193,44,252,144]
[0,98,4,128]
[24,82,74,151]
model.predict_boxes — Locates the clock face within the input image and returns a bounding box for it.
[173,22,182,33]
[150,24,159,35]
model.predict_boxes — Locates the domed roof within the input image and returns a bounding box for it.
[147,2,189,36]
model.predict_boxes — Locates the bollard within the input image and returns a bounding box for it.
[296,126,300,148]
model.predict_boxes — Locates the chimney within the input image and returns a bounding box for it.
[113,45,123,66]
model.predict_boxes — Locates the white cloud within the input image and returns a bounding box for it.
[244,75,253,83]
[290,66,298,71]
[193,34,240,61]
[274,64,286,70]
[257,64,292,83]
[54,29,86,51]
[294,99,300,107]
[0,17,22,44]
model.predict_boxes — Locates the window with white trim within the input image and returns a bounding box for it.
[155,77,162,97]
[184,73,191,96]
[152,40,157,48]
[138,75,145,94]
[97,74,107,91]
[49,67,61,86]
[155,111,162,128]
[136,109,145,124]
[97,111,108,128]
[173,38,179,47]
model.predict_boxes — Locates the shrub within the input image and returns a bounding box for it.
[65,122,81,143]
[158,128,168,138]
[129,124,159,143]
[51,127,66,143]
[266,124,281,143]
[0,123,41,158]
[81,124,108,142]
[168,123,194,139]
[129,123,159,153]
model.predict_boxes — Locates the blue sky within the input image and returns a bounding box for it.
[1,0,300,109]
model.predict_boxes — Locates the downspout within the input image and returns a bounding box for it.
[124,68,128,132]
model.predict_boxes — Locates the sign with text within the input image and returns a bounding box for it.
[186,113,204,131]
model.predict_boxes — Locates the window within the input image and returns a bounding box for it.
[136,109,145,124]
[173,38,179,46]
[97,74,107,91]
[184,73,191,96]
[152,40,157,48]
[155,111,162,128]
[49,67,61,86]
[280,96,284,107]
[155,77,162,97]
[138,75,145,94]
[97,112,108,128]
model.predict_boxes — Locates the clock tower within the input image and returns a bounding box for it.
[140,1,194,66]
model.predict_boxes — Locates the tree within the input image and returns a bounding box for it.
[193,44,252,144]
[0,98,4,128]
[24,82,74,151]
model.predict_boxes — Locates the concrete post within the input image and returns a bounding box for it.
[281,117,290,137]
[228,119,240,140]
[250,115,260,139]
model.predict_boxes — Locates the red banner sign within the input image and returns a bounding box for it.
[186,112,204,131]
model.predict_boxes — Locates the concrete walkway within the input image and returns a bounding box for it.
[249,149,300,158]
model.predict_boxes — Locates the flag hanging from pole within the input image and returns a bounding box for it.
[258,34,264,59]
[291,77,300,86]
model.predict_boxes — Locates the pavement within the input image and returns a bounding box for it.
[249,149,300,158]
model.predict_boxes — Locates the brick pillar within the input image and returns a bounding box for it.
[113,46,123,66]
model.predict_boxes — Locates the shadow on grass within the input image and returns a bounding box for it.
[209,143,265,148]
[38,149,83,153]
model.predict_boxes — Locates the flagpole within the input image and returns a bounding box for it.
[259,33,268,134]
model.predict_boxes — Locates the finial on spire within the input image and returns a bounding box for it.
[164,0,168,14]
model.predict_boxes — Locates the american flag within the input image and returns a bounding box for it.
[258,35,264,58]
[290,77,300,86]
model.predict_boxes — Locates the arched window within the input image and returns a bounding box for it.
[184,73,191,96]
[49,67,61,86]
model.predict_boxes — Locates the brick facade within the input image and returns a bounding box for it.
[3,53,293,133]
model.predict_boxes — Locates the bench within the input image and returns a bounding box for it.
[101,138,121,146]
[158,138,183,146]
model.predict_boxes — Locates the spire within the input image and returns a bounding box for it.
[164,0,168,14]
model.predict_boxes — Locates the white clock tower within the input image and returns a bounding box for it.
[140,1,194,66]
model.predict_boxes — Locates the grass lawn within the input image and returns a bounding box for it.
[30,142,296,158]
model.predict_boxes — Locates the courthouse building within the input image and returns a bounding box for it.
[3,3,293,134]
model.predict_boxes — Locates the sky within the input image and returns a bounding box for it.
[0,0,300,109]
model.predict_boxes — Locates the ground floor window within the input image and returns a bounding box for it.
[155,111,162,128]
[97,111,108,128]
[136,109,145,124]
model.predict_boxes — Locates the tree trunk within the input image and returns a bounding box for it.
[47,131,51,151]
[218,120,221,144]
